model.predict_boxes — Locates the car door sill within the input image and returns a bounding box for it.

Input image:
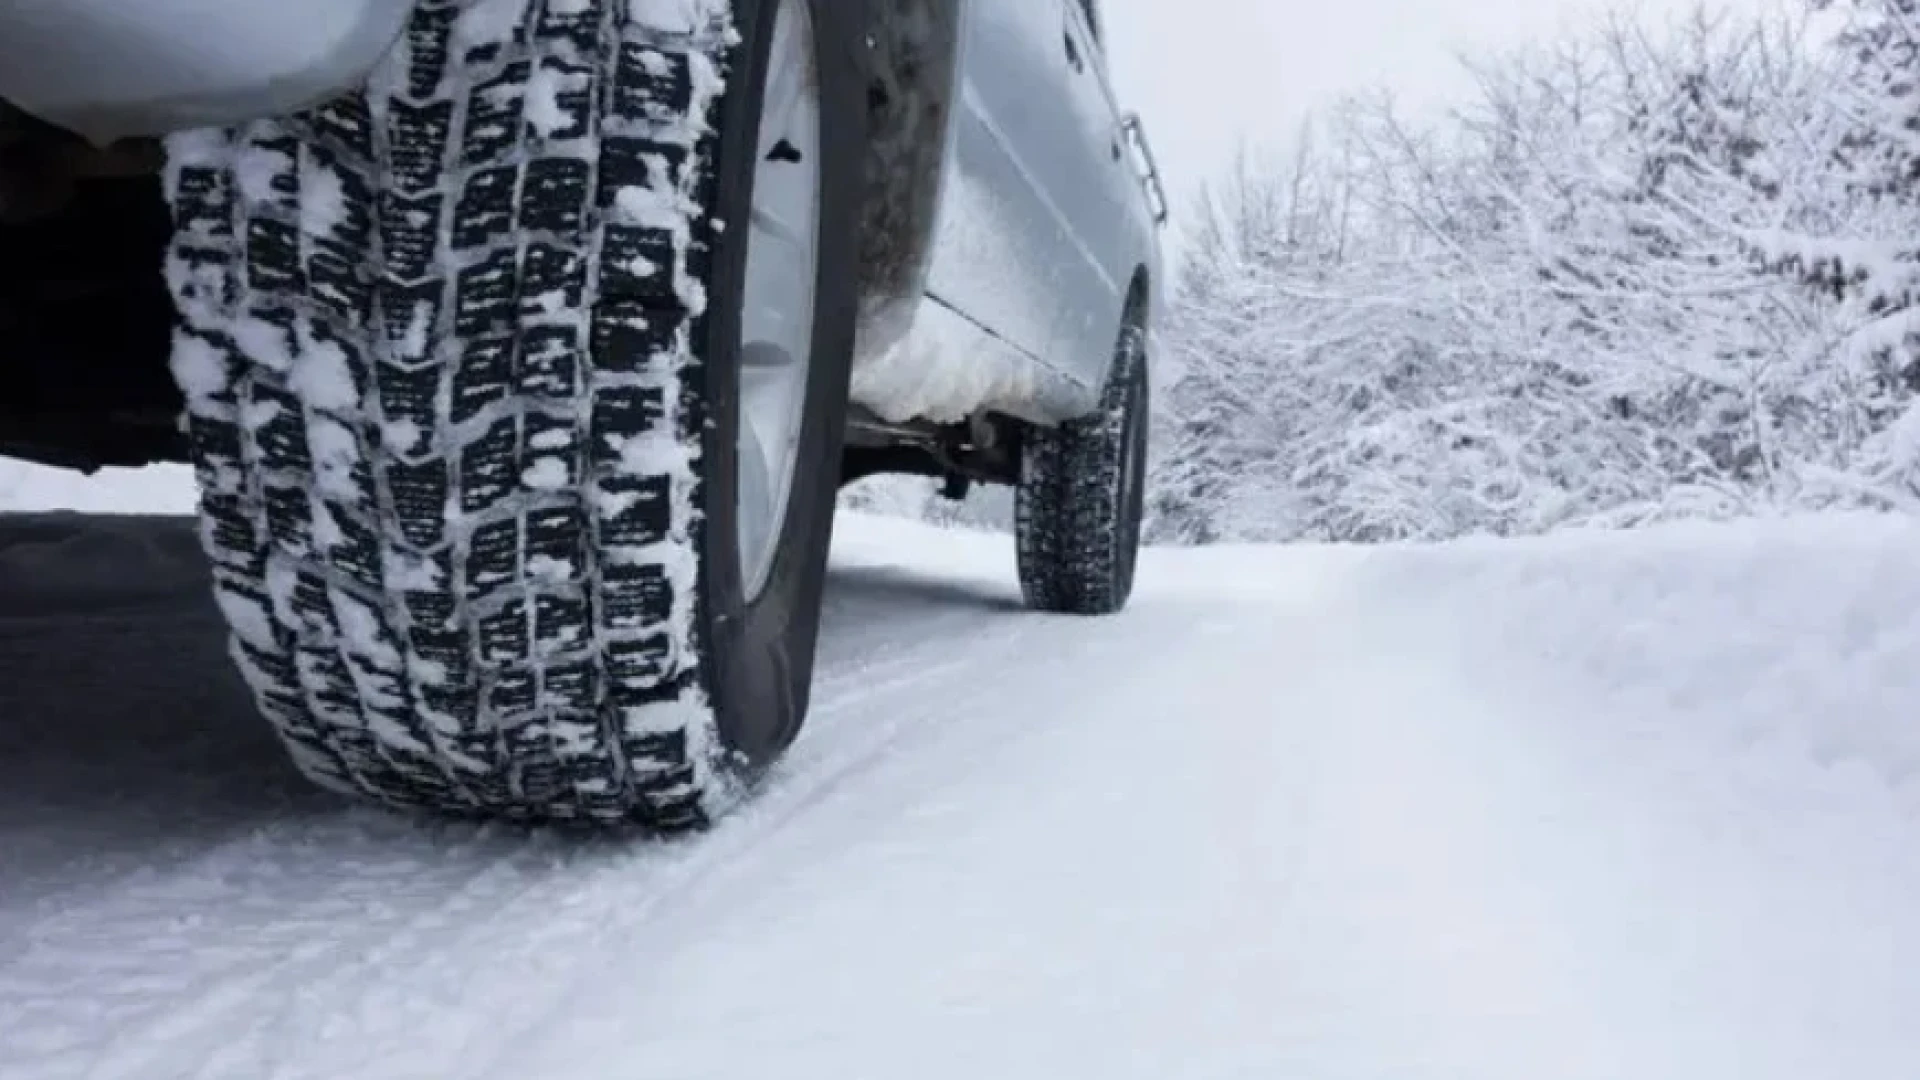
[847,290,1097,426]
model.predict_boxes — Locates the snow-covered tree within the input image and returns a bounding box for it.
[1753,0,1920,508]
[1151,3,1876,542]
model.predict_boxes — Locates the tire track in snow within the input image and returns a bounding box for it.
[266,615,1060,1079]
[476,597,1331,1079]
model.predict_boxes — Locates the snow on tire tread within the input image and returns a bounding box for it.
[161,0,740,828]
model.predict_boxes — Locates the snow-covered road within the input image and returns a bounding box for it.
[3,471,1919,1079]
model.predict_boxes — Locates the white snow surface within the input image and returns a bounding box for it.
[3,465,1919,1079]
[0,461,198,514]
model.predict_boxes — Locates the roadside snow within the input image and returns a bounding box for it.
[0,460,196,514]
[1,470,1916,1079]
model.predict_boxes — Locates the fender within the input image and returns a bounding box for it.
[0,0,414,143]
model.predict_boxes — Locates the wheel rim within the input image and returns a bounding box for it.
[736,0,822,601]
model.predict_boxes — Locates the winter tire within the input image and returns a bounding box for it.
[1015,310,1150,616]
[161,0,860,829]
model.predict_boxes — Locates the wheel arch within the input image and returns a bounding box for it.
[850,0,967,367]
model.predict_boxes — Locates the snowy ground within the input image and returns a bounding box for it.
[2,462,1918,1080]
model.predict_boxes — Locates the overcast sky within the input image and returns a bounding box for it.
[1097,0,1775,220]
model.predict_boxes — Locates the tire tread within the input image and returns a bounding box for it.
[1015,323,1148,616]
[163,0,740,828]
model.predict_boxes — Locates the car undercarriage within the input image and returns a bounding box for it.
[1,105,180,470]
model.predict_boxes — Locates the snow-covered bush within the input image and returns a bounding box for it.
[1151,4,1901,543]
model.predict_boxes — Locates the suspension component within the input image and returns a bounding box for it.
[0,104,160,223]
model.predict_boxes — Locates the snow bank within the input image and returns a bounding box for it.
[1353,512,1920,822]
[1296,513,1920,1079]
[0,461,197,514]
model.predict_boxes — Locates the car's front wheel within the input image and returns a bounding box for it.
[161,0,858,829]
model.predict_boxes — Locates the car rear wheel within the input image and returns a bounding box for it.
[1015,310,1150,617]
[161,0,859,829]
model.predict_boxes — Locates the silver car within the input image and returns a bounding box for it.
[0,0,1168,828]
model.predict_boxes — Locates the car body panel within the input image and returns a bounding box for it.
[863,0,1164,425]
[0,0,412,142]
[921,0,1088,367]
[1053,0,1151,379]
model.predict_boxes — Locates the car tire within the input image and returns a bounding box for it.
[1015,307,1150,616]
[160,0,859,829]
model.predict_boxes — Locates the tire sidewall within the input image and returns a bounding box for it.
[693,0,861,765]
